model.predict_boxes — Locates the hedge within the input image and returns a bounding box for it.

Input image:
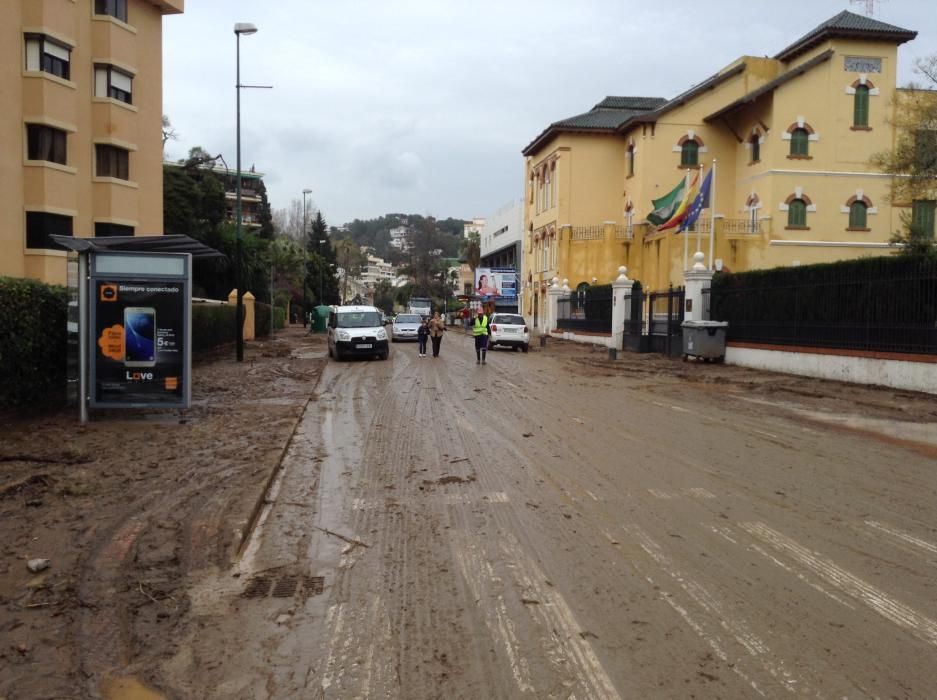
[0,276,68,408]
[191,303,235,352]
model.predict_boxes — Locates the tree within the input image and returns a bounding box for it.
[461,231,481,272]
[334,238,366,303]
[162,115,177,150]
[872,54,937,256]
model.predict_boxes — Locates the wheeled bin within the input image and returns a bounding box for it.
[681,320,728,362]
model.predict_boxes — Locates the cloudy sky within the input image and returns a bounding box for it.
[162,0,935,227]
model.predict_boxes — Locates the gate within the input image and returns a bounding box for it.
[622,286,685,356]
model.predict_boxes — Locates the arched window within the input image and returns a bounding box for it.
[681,139,699,167]
[790,128,809,157]
[854,85,870,128]
[848,201,868,229]
[627,144,635,177]
[750,134,761,163]
[788,198,807,227]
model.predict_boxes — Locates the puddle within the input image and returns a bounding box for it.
[101,677,168,700]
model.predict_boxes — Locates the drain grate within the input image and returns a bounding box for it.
[272,575,299,598]
[303,576,325,596]
[241,576,273,598]
[242,574,325,600]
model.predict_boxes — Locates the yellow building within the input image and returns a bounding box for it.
[1,0,184,286]
[521,11,930,322]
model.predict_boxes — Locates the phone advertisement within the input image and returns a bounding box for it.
[474,268,518,300]
[93,281,186,405]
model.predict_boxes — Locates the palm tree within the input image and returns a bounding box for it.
[461,231,481,273]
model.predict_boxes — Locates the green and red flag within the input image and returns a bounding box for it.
[659,172,699,231]
[646,177,688,227]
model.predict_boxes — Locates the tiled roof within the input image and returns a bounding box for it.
[522,96,664,155]
[775,10,916,62]
[704,49,834,123]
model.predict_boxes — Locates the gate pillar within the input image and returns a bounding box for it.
[683,252,713,322]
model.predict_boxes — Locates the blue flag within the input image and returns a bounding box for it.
[678,169,713,233]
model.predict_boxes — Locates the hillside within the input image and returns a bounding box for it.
[332,214,466,263]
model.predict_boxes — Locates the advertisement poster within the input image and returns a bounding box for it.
[474,268,518,300]
[92,280,186,405]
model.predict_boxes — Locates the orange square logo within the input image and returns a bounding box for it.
[165,377,178,391]
[100,284,118,302]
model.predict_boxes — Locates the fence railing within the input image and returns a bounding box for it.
[710,258,937,355]
[557,292,613,333]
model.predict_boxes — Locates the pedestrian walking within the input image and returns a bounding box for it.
[472,307,490,365]
[462,306,471,331]
[429,311,446,358]
[417,318,429,357]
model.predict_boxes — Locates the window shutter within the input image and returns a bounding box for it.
[45,41,70,61]
[25,38,41,71]
[849,202,867,229]
[95,67,108,97]
[111,69,132,93]
[788,199,807,227]
[854,86,870,127]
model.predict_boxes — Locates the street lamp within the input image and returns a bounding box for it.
[302,188,312,327]
[234,22,257,362]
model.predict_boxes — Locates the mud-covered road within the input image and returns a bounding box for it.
[160,330,937,699]
[3,327,937,699]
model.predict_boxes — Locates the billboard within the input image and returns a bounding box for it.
[474,268,517,301]
[89,254,190,408]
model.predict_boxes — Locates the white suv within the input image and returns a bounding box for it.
[327,305,389,361]
[488,313,530,353]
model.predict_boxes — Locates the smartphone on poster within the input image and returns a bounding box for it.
[124,307,157,366]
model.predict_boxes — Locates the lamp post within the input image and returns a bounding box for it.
[302,188,312,327]
[233,22,257,362]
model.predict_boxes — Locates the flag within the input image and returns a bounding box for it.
[677,168,713,234]
[658,172,699,231]
[646,177,688,226]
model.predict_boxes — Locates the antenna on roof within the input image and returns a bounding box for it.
[850,0,885,16]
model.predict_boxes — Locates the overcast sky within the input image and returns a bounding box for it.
[162,0,935,227]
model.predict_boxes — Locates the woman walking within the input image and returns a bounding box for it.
[429,311,446,358]
[417,318,429,357]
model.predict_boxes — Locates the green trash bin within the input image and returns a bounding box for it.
[311,305,330,333]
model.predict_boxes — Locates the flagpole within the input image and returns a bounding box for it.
[682,169,690,271]
[708,159,717,270]
[696,163,704,255]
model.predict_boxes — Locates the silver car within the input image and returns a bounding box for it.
[391,313,422,342]
[488,313,530,352]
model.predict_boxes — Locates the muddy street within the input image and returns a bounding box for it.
[154,330,937,699]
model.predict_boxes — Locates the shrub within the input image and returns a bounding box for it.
[0,277,68,408]
[584,283,613,320]
[273,306,287,330]
[255,301,271,338]
[191,303,235,352]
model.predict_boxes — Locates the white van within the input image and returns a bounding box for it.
[327,305,389,361]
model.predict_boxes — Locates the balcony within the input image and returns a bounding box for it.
[569,223,633,242]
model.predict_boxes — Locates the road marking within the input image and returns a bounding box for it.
[865,520,937,556]
[750,429,779,439]
[648,489,674,499]
[709,525,738,544]
[686,487,716,499]
[649,488,716,500]
[746,543,855,611]
[741,522,937,647]
[651,400,691,414]
[625,524,816,695]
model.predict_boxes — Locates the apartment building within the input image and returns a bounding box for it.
[1,0,183,286]
[521,11,930,317]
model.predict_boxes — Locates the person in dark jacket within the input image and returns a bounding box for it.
[417,318,429,357]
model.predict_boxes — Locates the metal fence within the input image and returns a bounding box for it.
[622,286,685,356]
[709,258,937,355]
[556,290,613,333]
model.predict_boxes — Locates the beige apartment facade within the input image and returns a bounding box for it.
[1,0,184,286]
[521,11,931,311]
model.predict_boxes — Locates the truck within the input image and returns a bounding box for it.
[407,297,432,319]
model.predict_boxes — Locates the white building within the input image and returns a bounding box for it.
[463,218,486,239]
[359,254,395,287]
[389,225,412,251]
[479,199,524,312]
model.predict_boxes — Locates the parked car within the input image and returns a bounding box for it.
[488,313,530,352]
[327,305,389,361]
[391,313,422,342]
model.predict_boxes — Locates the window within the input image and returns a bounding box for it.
[95,222,134,237]
[95,0,128,22]
[627,144,635,177]
[95,65,133,104]
[681,139,699,167]
[24,35,71,80]
[911,200,936,237]
[26,124,67,165]
[750,135,761,163]
[26,211,73,250]
[790,128,809,157]
[95,144,129,180]
[854,85,870,128]
[848,201,868,229]
[787,199,807,228]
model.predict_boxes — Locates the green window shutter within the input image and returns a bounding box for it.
[681,140,699,166]
[912,200,937,236]
[854,86,870,127]
[788,199,807,227]
[627,146,634,177]
[790,128,809,156]
[848,201,867,229]
[751,137,760,162]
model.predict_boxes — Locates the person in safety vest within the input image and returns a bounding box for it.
[472,307,490,365]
